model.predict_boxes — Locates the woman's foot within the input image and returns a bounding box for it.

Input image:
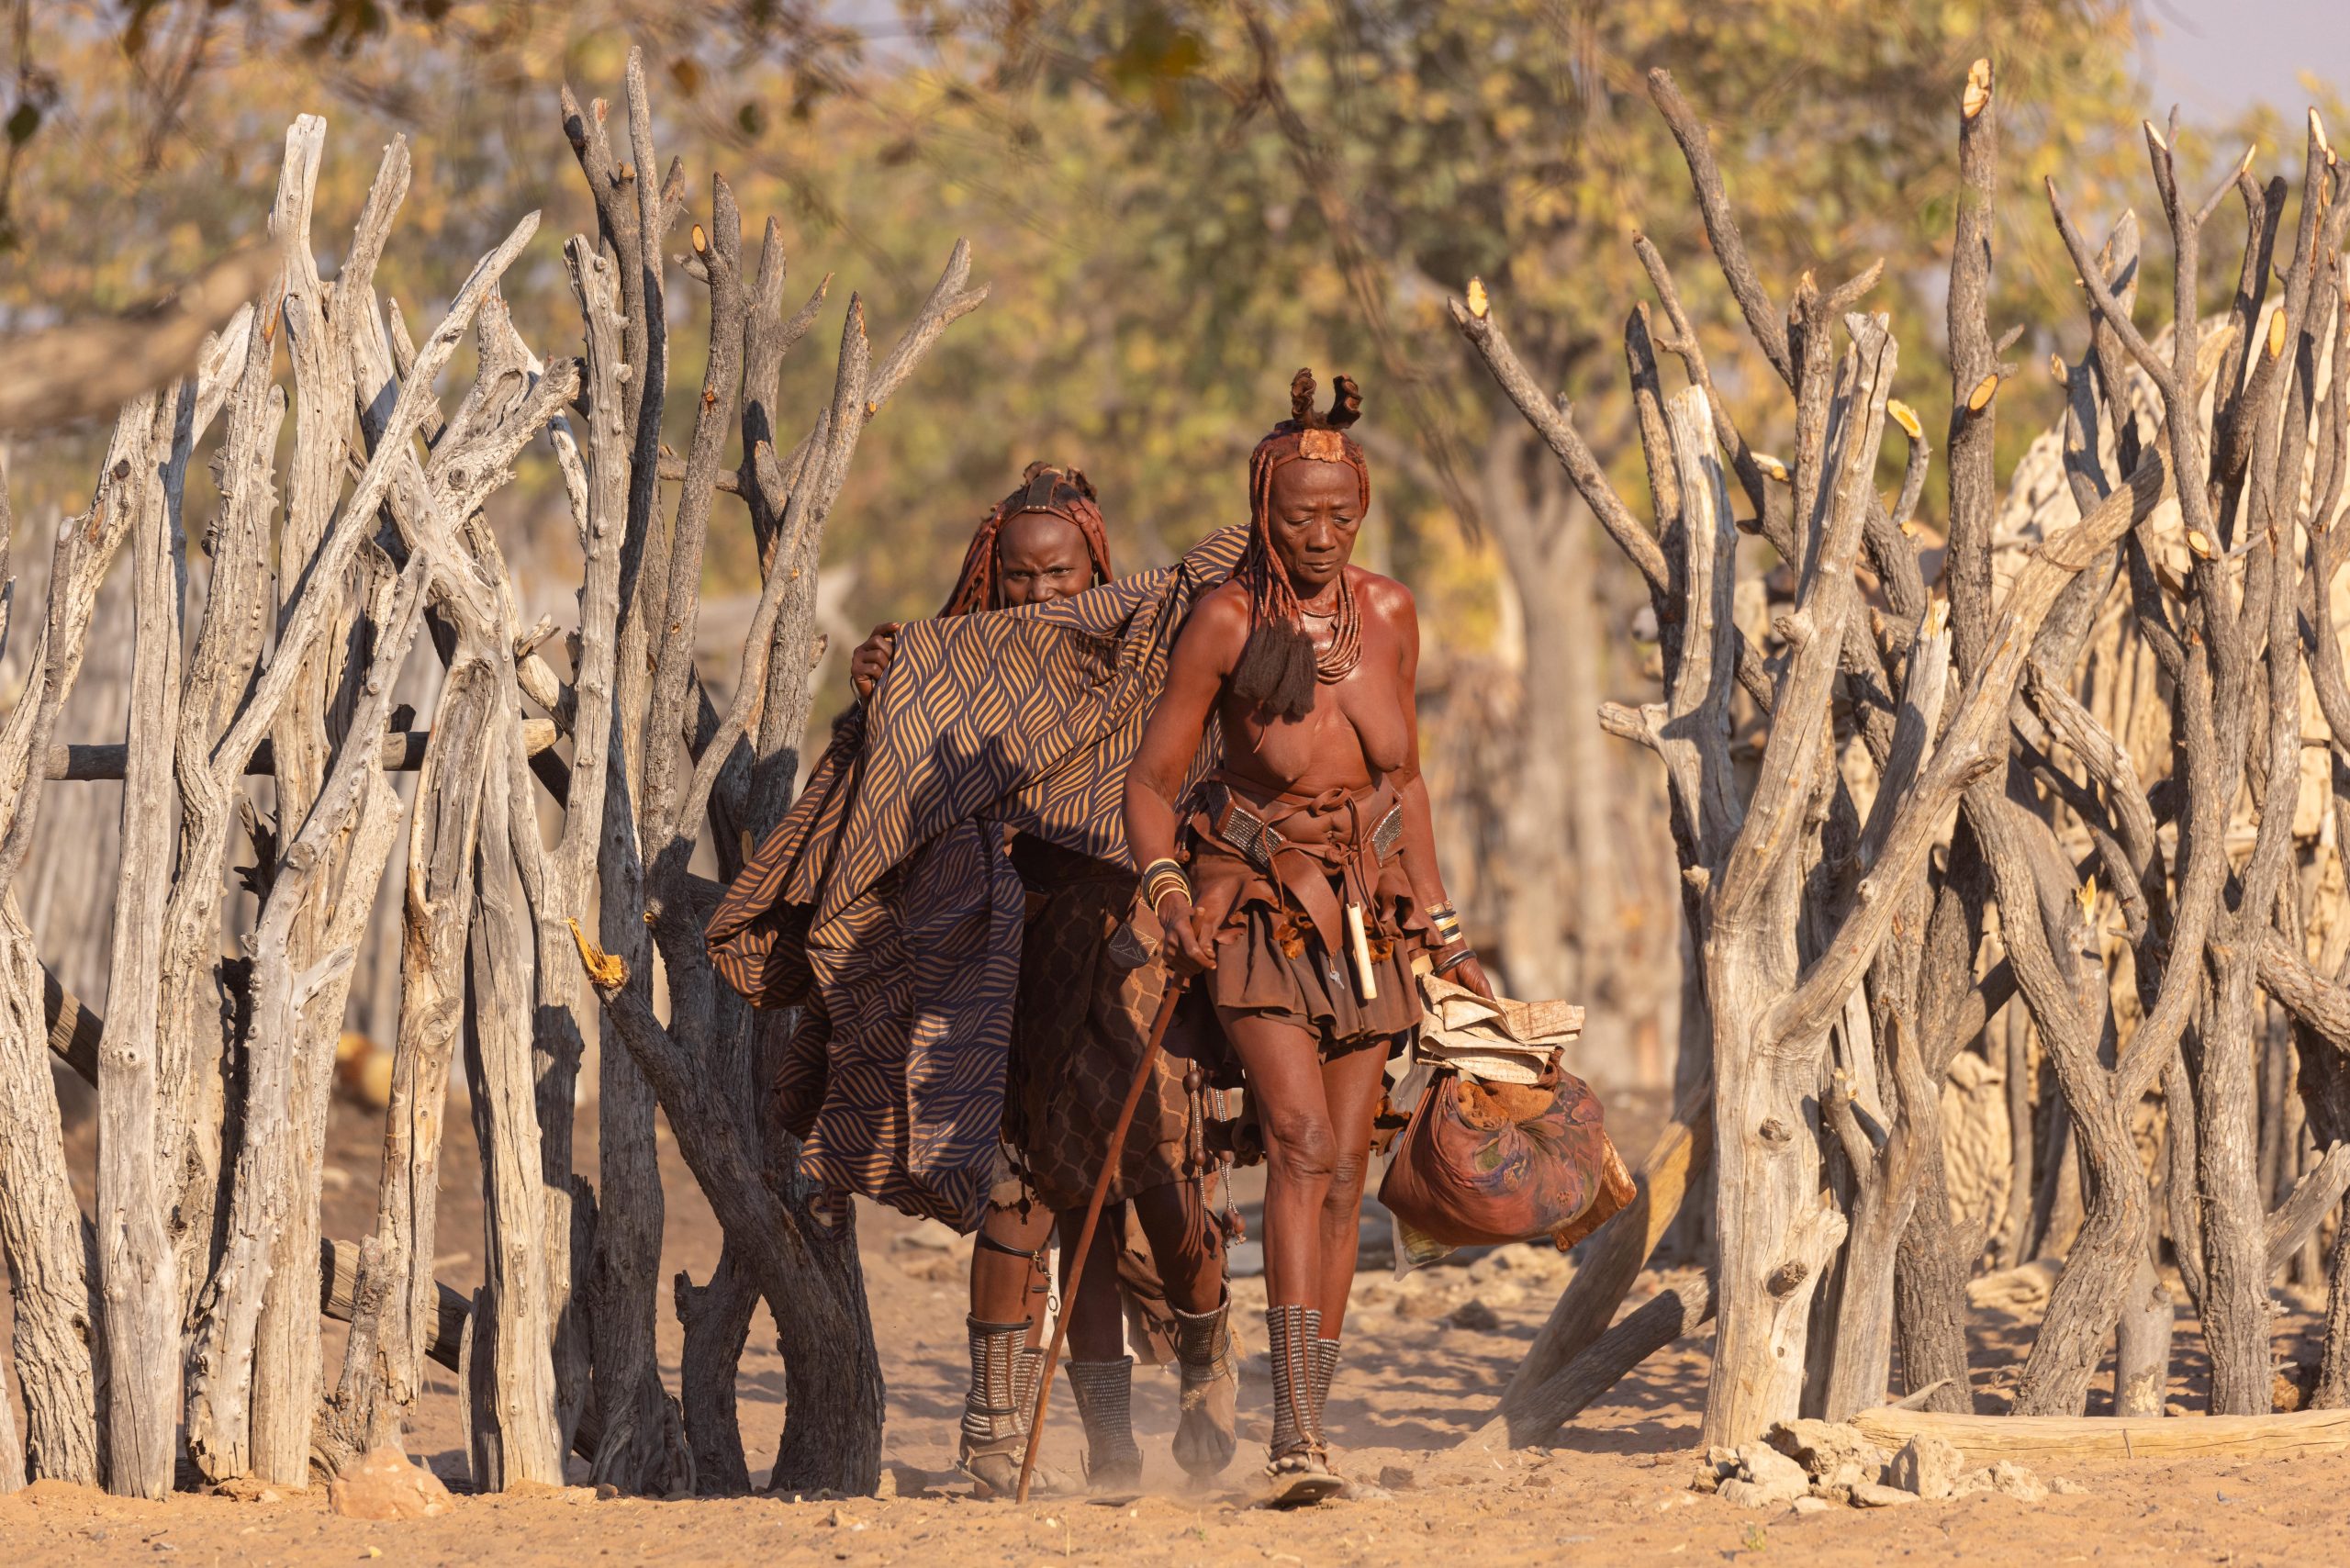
[1170,1297,1240,1483]
[1263,1305,1343,1505]
[957,1316,1033,1496]
[1064,1358,1146,1493]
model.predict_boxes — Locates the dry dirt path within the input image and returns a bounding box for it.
[6,1089,2345,1564]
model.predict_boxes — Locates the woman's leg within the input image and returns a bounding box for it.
[1055,1202,1131,1361]
[1311,1039,1393,1338]
[959,1195,1056,1494]
[970,1198,1055,1332]
[1217,1011,1336,1308]
[1130,1176,1238,1482]
[1126,1179,1225,1316]
[1057,1202,1144,1489]
[1219,1008,1345,1492]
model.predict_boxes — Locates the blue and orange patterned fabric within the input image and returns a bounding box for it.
[707,524,1248,1226]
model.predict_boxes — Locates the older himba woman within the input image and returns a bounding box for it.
[852,464,1237,1495]
[1125,374,1490,1502]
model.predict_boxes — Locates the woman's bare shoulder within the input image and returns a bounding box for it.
[1348,566,1417,623]
[1186,578,1255,637]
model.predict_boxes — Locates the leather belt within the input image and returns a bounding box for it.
[1194,777,1403,956]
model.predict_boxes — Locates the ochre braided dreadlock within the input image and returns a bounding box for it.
[935,461,1114,618]
[1232,369,1371,720]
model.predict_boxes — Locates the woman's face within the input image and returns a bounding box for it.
[995,510,1094,605]
[1265,457,1362,597]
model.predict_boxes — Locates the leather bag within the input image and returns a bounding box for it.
[1377,1065,1635,1249]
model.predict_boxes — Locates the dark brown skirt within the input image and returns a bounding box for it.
[1001,836,1224,1213]
[1203,881,1422,1048]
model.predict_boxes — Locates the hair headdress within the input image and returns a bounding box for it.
[1232,369,1370,719]
[936,461,1114,618]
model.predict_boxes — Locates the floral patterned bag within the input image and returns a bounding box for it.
[1376,1064,1634,1249]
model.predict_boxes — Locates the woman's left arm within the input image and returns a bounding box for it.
[1378,579,1494,1000]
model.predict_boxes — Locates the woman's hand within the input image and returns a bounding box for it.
[1155,890,1217,976]
[849,621,902,700]
[1442,949,1496,1001]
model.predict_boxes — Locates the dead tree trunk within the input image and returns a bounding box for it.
[2,70,990,1503]
[0,443,126,1489]
[516,233,633,1462]
[462,718,562,1488]
[158,297,283,1332]
[569,67,980,1492]
[554,50,981,1494]
[1493,1273,1715,1449]
[305,196,577,1480]
[1820,1018,1938,1420]
[248,116,364,1490]
[0,907,101,1486]
[364,666,489,1450]
[184,198,538,1484]
[2042,110,2350,1417]
[562,58,691,1496]
[1887,60,2004,1415]
[95,378,193,1498]
[1457,60,2183,1446]
[185,553,430,1482]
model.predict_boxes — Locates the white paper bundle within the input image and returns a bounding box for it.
[1411,971,1583,1085]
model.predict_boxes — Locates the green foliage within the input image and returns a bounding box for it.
[770,0,2165,651]
[2,1,2329,671]
[915,1,2154,524]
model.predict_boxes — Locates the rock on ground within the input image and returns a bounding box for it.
[1852,1480,1921,1507]
[1448,1299,1503,1331]
[1718,1442,1810,1508]
[1886,1434,1966,1500]
[1766,1418,1892,1490]
[327,1448,453,1520]
[1396,1291,1455,1323]
[1986,1460,2049,1502]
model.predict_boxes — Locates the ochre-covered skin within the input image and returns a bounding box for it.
[1123,373,1494,1492]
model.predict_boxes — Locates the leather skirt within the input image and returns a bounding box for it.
[1183,771,1428,1055]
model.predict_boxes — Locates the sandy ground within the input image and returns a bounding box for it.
[7,1085,2350,1566]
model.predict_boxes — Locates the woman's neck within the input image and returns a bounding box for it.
[1294,571,1346,616]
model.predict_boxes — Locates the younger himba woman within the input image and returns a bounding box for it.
[852,464,1238,1495]
[1125,374,1491,1503]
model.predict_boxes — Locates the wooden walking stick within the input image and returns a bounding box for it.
[1014,969,1189,1502]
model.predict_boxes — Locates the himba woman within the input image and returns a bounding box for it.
[1125,373,1493,1504]
[849,463,1239,1495]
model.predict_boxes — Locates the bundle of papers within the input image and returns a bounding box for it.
[1411,971,1584,1084]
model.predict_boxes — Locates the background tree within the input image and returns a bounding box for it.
[2,9,2165,1057]
[792,0,2153,1032]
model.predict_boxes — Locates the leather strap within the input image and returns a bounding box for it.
[1196,773,1401,956]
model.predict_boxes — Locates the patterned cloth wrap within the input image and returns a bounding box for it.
[706,524,1248,1227]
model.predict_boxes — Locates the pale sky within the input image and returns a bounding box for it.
[2139,0,2350,121]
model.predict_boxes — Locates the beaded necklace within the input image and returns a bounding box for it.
[1293,575,1363,684]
